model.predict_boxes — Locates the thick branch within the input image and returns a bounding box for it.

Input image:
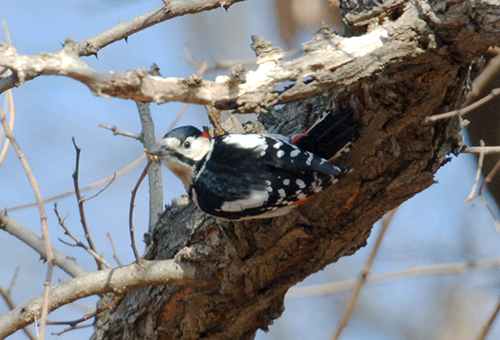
[0,28,388,108]
[0,214,87,278]
[0,0,247,93]
[0,259,202,339]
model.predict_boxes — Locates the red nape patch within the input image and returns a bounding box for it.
[291,133,308,145]
[202,131,211,139]
[293,197,309,206]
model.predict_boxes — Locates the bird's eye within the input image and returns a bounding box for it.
[183,141,190,148]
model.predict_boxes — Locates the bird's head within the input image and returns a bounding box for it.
[150,126,212,190]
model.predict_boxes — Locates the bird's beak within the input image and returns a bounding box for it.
[147,148,165,157]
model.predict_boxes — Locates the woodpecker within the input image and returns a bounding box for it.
[152,111,356,220]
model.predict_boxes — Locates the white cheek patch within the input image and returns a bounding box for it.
[223,134,268,152]
[188,137,211,161]
[220,190,269,212]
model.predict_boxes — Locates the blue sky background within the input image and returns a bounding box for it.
[2,1,500,339]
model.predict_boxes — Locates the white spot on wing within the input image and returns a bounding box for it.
[296,179,306,189]
[290,149,300,157]
[277,150,285,158]
[220,190,269,212]
[283,179,290,185]
[273,141,283,149]
[265,180,273,192]
[306,153,314,166]
[278,188,286,198]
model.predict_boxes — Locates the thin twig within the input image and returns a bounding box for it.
[426,88,500,122]
[6,154,146,212]
[330,208,397,340]
[0,106,54,340]
[99,123,142,140]
[54,204,112,269]
[464,47,500,107]
[129,158,153,262]
[72,137,102,270]
[184,43,202,67]
[287,256,500,299]
[0,90,15,167]
[82,173,116,202]
[479,157,500,195]
[463,146,500,154]
[107,232,122,266]
[46,294,122,327]
[476,295,500,340]
[51,323,93,336]
[478,197,500,235]
[7,267,19,294]
[465,140,485,203]
[1,20,12,46]
[0,282,37,340]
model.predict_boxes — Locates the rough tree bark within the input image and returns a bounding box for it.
[63,0,500,339]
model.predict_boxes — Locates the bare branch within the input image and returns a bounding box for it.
[52,323,92,336]
[47,294,122,327]
[331,208,396,340]
[6,155,146,212]
[463,146,500,155]
[426,88,500,122]
[287,256,500,299]
[0,27,388,110]
[478,197,500,235]
[480,157,500,195]
[82,173,116,202]
[136,101,162,232]
[0,259,202,339]
[129,159,153,262]
[0,282,37,340]
[7,266,20,293]
[54,204,113,269]
[0,0,248,92]
[99,123,142,141]
[0,106,54,340]
[0,214,87,278]
[107,232,122,266]
[0,89,15,167]
[74,0,247,57]
[72,138,102,270]
[477,295,500,340]
[465,140,485,203]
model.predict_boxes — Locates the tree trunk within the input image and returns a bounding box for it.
[91,0,499,339]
